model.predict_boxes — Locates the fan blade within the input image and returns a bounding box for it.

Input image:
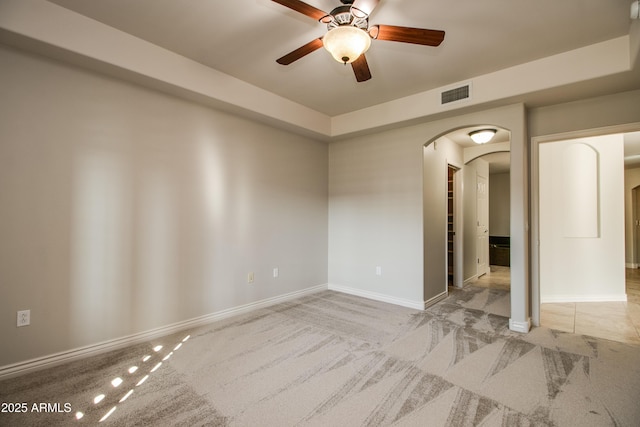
[351,54,372,82]
[271,0,329,21]
[276,38,324,65]
[350,0,379,18]
[369,25,445,46]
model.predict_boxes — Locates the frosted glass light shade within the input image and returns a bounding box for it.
[323,26,371,64]
[469,129,496,144]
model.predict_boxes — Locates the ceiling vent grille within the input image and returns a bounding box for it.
[440,83,471,105]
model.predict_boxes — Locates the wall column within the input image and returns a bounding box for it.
[509,107,531,332]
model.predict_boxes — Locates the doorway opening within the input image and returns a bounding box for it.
[447,165,458,287]
[423,126,511,313]
[533,127,640,342]
[633,185,640,269]
[467,153,511,293]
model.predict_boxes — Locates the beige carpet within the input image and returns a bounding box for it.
[2,287,640,426]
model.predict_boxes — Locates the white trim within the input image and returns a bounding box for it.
[424,290,449,308]
[0,284,327,380]
[541,294,627,303]
[463,274,478,286]
[328,284,427,310]
[454,165,465,289]
[626,263,638,269]
[509,318,531,333]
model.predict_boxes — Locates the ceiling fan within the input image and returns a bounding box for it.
[272,0,445,82]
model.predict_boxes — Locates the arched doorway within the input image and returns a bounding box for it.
[423,126,511,312]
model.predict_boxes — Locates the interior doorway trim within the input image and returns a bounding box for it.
[632,185,640,269]
[447,164,462,288]
[530,122,640,327]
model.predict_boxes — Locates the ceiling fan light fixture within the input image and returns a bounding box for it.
[323,25,371,64]
[469,129,497,144]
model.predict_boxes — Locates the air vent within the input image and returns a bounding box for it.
[440,83,471,105]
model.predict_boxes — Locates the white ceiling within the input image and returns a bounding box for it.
[3,1,638,172]
[45,0,638,116]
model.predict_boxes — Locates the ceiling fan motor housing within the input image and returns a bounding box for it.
[326,5,368,30]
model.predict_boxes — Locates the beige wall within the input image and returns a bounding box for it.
[489,173,510,237]
[4,38,639,368]
[428,137,464,289]
[528,90,640,138]
[539,134,625,302]
[328,126,426,306]
[328,104,528,323]
[0,45,328,367]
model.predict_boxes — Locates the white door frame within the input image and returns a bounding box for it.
[633,186,640,268]
[447,164,464,288]
[476,171,489,278]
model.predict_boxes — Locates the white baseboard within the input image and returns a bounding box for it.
[0,284,328,380]
[463,275,478,286]
[328,284,428,310]
[509,318,531,333]
[540,294,627,303]
[626,263,638,269]
[424,290,448,308]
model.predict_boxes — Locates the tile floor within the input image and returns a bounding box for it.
[540,268,640,344]
[473,265,511,291]
[472,266,640,344]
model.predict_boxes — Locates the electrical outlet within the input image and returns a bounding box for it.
[17,310,30,327]
[247,272,254,283]
[273,268,279,278]
[376,266,382,276]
